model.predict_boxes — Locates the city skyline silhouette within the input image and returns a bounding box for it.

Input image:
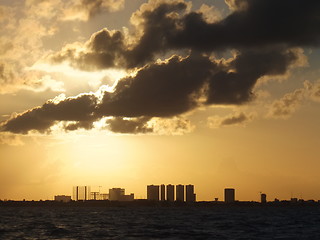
[1,0,320,203]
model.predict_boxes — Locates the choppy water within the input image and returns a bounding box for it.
[1,205,320,239]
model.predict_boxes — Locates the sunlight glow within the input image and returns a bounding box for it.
[27,62,128,89]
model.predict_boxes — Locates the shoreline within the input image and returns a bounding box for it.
[1,199,319,208]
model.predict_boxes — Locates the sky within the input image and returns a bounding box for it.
[1,0,320,201]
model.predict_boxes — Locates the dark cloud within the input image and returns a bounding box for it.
[1,94,98,134]
[51,29,126,70]
[208,111,255,128]
[106,117,152,134]
[97,54,216,117]
[64,120,94,131]
[52,0,320,69]
[171,0,320,51]
[220,112,253,126]
[1,49,302,134]
[125,1,188,68]
[51,1,188,69]
[2,0,319,134]
[207,47,299,104]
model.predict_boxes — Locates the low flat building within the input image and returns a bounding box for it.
[54,195,71,202]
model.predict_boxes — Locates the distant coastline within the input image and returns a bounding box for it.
[1,199,320,208]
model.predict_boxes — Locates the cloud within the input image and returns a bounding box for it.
[1,94,98,134]
[0,48,304,134]
[304,80,320,103]
[64,120,94,131]
[49,0,318,80]
[268,80,320,119]
[208,111,255,128]
[0,133,24,146]
[197,4,222,24]
[0,62,15,89]
[1,54,211,134]
[206,47,299,105]
[51,0,190,69]
[171,0,320,51]
[106,117,153,134]
[51,29,126,71]
[148,117,195,135]
[62,0,125,21]
[0,0,125,93]
[267,87,305,119]
[2,0,320,135]
[97,54,216,118]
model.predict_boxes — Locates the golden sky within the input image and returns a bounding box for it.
[1,0,320,201]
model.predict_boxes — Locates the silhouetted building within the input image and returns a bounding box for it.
[121,193,134,201]
[54,195,71,202]
[160,184,165,201]
[261,193,267,203]
[176,184,184,202]
[109,188,134,201]
[100,193,109,200]
[224,188,235,203]
[109,188,124,201]
[147,185,159,201]
[186,184,196,202]
[73,186,91,201]
[91,192,100,200]
[166,184,174,202]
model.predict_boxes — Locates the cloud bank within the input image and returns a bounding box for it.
[2,0,320,134]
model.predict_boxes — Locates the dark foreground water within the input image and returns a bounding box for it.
[1,205,320,239]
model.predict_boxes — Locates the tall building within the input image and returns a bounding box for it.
[261,193,267,203]
[166,184,174,202]
[73,186,91,201]
[186,184,196,202]
[176,184,184,202]
[109,188,134,201]
[160,184,165,201]
[224,188,235,203]
[147,185,159,201]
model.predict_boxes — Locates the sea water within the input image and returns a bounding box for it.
[1,205,320,239]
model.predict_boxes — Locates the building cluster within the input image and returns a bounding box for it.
[109,188,134,201]
[61,186,135,202]
[147,184,196,202]
[54,185,268,204]
[54,195,71,202]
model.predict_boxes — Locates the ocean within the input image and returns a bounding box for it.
[1,205,320,239]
